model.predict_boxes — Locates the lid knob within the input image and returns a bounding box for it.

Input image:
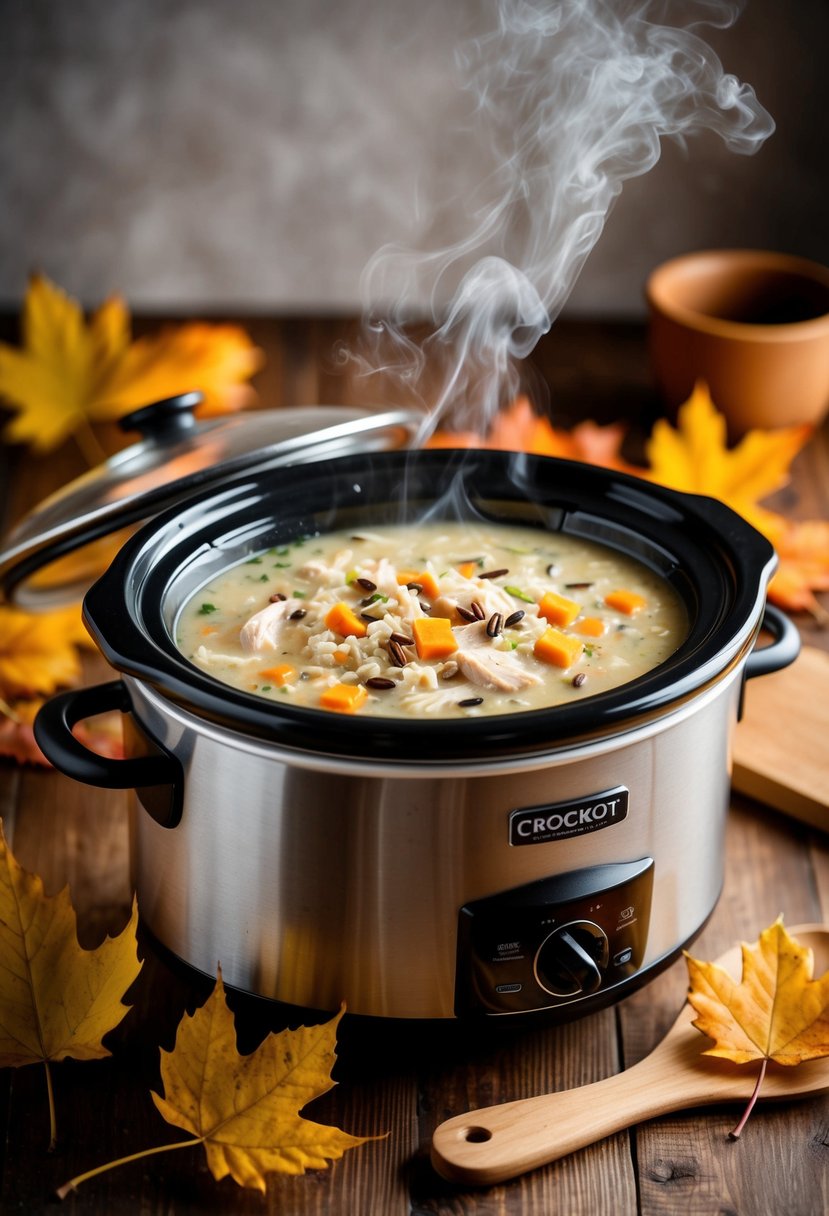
[118,391,203,441]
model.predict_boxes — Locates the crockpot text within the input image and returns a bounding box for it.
[509,787,629,845]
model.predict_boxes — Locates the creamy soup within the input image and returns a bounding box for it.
[176,522,687,718]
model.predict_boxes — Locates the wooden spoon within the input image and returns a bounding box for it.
[431,924,829,1186]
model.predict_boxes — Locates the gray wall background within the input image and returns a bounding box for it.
[1,0,826,318]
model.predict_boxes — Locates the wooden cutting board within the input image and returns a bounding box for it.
[732,644,829,831]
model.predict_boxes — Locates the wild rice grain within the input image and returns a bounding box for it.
[389,632,414,647]
[356,577,377,592]
[486,613,503,638]
[565,582,593,590]
[289,608,307,620]
[366,677,395,690]
[479,568,508,580]
[504,610,525,628]
[470,600,485,620]
[457,606,476,622]
[572,672,587,687]
[458,697,484,707]
[269,592,287,602]
[388,640,407,667]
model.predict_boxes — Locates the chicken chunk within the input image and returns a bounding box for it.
[454,622,542,693]
[240,597,307,654]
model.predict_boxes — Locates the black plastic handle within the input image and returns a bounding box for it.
[34,681,182,828]
[745,603,801,680]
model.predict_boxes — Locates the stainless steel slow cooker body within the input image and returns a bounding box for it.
[35,449,799,1021]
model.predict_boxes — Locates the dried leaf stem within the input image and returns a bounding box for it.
[56,1138,199,1200]
[44,1060,57,1153]
[729,1057,767,1140]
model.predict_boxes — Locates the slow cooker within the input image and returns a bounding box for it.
[24,441,799,1021]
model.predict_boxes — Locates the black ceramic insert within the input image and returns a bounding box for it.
[82,449,776,762]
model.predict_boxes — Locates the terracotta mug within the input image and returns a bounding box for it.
[645,249,829,437]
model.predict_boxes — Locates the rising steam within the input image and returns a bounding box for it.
[349,0,774,436]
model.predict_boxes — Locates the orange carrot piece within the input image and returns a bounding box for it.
[200,624,219,636]
[325,601,368,638]
[319,683,369,713]
[538,591,582,628]
[604,589,647,614]
[397,569,441,598]
[456,561,477,580]
[412,616,458,660]
[258,664,296,685]
[574,617,606,637]
[534,627,583,669]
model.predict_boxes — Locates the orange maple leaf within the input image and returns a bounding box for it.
[686,917,829,1137]
[427,395,636,471]
[0,274,263,456]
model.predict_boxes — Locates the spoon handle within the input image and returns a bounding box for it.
[430,1031,735,1186]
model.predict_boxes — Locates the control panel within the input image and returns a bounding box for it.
[454,857,654,1016]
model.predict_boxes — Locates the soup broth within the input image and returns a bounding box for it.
[177,521,688,718]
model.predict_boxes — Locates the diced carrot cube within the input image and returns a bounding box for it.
[258,664,296,686]
[574,617,606,638]
[397,569,441,598]
[604,589,647,614]
[412,616,458,660]
[319,683,369,713]
[534,627,583,670]
[456,561,477,580]
[325,601,368,638]
[200,624,219,636]
[538,591,582,628]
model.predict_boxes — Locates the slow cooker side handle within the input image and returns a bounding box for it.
[745,604,801,680]
[34,681,183,829]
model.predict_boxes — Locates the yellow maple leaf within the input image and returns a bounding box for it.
[0,603,86,700]
[0,820,142,1147]
[685,917,829,1136]
[0,274,263,455]
[644,383,829,617]
[644,381,813,516]
[58,973,377,1197]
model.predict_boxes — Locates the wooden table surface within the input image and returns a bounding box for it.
[1,318,828,1215]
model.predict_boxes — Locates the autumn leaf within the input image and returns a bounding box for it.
[0,604,86,701]
[427,395,636,471]
[0,274,263,456]
[644,381,812,526]
[58,973,377,1198]
[685,917,829,1137]
[0,820,142,1147]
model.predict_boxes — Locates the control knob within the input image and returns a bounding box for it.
[534,920,610,997]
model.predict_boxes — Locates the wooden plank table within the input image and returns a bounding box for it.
[1,318,827,1215]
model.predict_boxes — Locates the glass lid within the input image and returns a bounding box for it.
[0,392,419,610]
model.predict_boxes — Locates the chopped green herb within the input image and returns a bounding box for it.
[292,590,306,599]
[198,603,218,615]
[258,574,269,582]
[245,557,263,565]
[273,562,291,569]
[274,546,291,557]
[366,592,390,605]
[261,685,272,692]
[584,645,595,657]
[504,585,535,603]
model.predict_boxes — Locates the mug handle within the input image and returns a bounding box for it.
[744,603,800,681]
[34,681,183,829]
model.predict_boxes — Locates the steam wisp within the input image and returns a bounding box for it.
[351,0,774,437]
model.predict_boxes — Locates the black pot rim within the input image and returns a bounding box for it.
[83,449,776,762]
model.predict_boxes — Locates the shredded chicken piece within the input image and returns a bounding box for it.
[296,548,353,583]
[239,597,307,654]
[454,622,542,693]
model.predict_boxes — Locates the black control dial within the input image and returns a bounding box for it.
[534,920,610,997]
